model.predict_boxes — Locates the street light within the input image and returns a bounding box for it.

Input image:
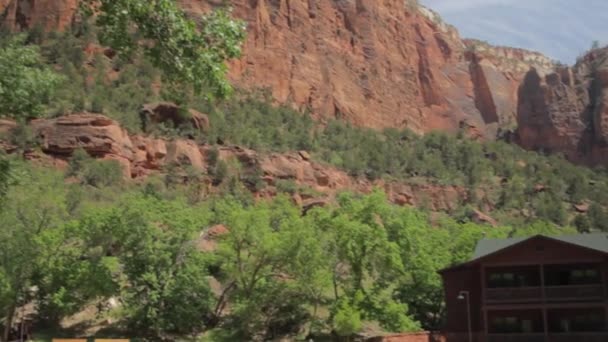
[458,290,473,342]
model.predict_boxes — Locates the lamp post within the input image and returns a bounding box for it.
[458,290,473,342]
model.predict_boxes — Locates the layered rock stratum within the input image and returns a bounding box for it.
[3,0,607,166]
[516,47,608,166]
[0,113,469,212]
[0,0,553,139]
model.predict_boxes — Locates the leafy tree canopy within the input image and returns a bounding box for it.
[0,35,63,119]
[83,0,246,98]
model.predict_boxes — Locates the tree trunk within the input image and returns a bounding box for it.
[2,305,15,342]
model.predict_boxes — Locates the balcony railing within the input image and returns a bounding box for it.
[485,287,542,303]
[485,284,605,303]
[549,332,608,342]
[545,284,604,301]
[487,333,608,342]
[487,333,545,342]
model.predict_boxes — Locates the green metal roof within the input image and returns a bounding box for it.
[473,233,608,260]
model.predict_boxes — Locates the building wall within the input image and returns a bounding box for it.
[441,237,608,342]
[367,332,446,342]
[442,266,483,334]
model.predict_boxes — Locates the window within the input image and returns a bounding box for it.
[521,320,533,333]
[490,316,540,333]
[549,311,605,332]
[545,264,602,286]
[487,270,540,288]
[491,316,521,333]
[570,268,601,285]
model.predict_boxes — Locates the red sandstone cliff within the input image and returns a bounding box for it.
[0,0,78,31]
[516,47,608,165]
[0,113,470,212]
[0,0,552,139]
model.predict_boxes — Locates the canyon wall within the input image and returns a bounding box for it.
[9,1,607,167]
[0,113,470,212]
[0,0,553,139]
[516,47,608,165]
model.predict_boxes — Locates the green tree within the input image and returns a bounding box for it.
[588,203,608,232]
[109,196,214,337]
[0,35,63,119]
[332,296,363,338]
[573,214,592,233]
[0,157,9,201]
[85,0,246,97]
[0,168,68,341]
[315,191,420,333]
[215,196,330,339]
[393,213,508,330]
[68,149,124,187]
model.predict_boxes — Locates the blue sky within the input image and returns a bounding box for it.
[420,0,608,63]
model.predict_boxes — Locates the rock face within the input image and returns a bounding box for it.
[0,0,78,31]
[516,48,608,165]
[222,0,549,136]
[0,0,552,139]
[140,102,210,134]
[32,114,134,158]
[2,113,470,212]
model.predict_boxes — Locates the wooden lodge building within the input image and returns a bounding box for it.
[439,233,608,342]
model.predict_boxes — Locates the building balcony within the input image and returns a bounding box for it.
[487,333,545,342]
[544,284,604,301]
[548,332,608,342]
[487,333,608,342]
[486,287,543,303]
[485,284,605,303]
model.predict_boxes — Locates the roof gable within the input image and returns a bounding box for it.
[475,233,608,259]
[440,233,608,273]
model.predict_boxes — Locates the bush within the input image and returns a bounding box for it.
[332,298,363,337]
[275,179,298,195]
[8,121,36,151]
[0,35,63,119]
[82,159,124,187]
[67,149,123,187]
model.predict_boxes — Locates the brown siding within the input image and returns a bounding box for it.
[367,332,445,342]
[441,236,608,342]
[480,238,605,266]
[442,266,483,334]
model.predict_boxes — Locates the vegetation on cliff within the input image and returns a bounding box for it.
[0,8,607,342]
[5,25,607,229]
[0,158,573,340]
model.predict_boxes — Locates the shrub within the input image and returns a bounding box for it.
[68,149,123,187]
[81,159,123,187]
[0,35,63,119]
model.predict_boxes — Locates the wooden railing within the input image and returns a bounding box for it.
[487,333,545,342]
[544,284,604,301]
[485,284,605,303]
[549,332,608,342]
[485,287,543,303]
[487,333,608,342]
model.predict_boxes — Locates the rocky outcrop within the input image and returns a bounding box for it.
[140,102,210,134]
[2,113,470,212]
[516,48,608,165]
[197,224,229,252]
[1,0,553,139]
[0,0,78,31]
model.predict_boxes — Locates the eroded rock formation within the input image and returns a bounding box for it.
[516,48,608,165]
[1,113,471,212]
[1,0,553,139]
[0,0,78,31]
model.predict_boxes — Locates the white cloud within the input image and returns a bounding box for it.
[423,0,526,12]
[420,0,608,63]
